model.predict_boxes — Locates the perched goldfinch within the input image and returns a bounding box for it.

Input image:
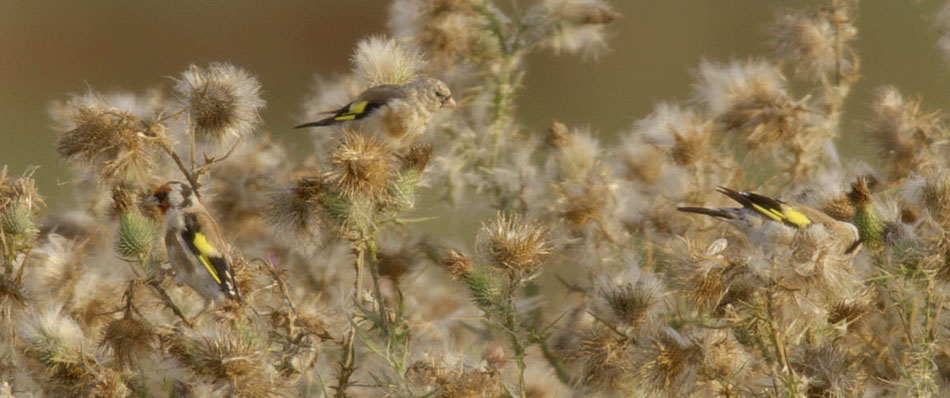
[145,182,240,303]
[296,77,457,145]
[678,187,861,255]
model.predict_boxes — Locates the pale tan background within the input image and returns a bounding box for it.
[2,1,948,208]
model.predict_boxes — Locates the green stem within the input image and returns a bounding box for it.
[365,238,392,337]
[538,337,572,385]
[502,290,527,398]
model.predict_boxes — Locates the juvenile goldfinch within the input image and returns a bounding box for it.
[145,182,241,303]
[296,77,457,146]
[678,187,861,255]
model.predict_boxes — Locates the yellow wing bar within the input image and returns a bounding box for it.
[333,100,370,121]
[750,204,811,228]
[192,233,222,284]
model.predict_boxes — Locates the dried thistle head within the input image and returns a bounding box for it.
[476,212,551,279]
[20,308,129,397]
[564,325,633,392]
[792,345,865,397]
[395,0,471,61]
[265,177,326,240]
[352,35,423,86]
[55,92,162,182]
[770,7,857,82]
[620,145,663,184]
[441,249,473,279]
[828,297,870,334]
[640,327,706,397]
[541,0,618,59]
[481,340,509,369]
[99,317,154,368]
[546,120,572,149]
[601,281,659,330]
[0,166,44,211]
[192,333,262,382]
[326,132,394,200]
[0,273,26,313]
[669,123,715,167]
[921,172,950,228]
[399,143,433,173]
[556,182,608,228]
[405,359,506,398]
[823,195,855,221]
[868,86,946,180]
[695,59,814,149]
[176,62,265,141]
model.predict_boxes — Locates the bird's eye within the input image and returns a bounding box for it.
[435,91,446,99]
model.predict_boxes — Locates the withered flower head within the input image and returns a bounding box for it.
[0,167,44,241]
[176,62,265,141]
[55,92,162,181]
[846,176,875,207]
[192,333,262,382]
[542,0,617,58]
[922,172,950,228]
[868,86,946,180]
[352,35,423,86]
[695,59,808,148]
[556,182,608,228]
[99,317,153,368]
[822,195,855,221]
[405,359,506,398]
[566,326,633,391]
[641,327,706,396]
[792,345,864,397]
[770,8,856,82]
[547,120,573,149]
[266,177,324,231]
[326,132,394,199]
[602,281,659,329]
[388,0,480,67]
[476,212,551,278]
[399,142,433,172]
[441,249,473,279]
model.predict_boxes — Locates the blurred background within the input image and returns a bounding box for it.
[2,0,948,208]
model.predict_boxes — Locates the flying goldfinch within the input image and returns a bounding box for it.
[145,182,240,303]
[678,187,861,255]
[295,77,457,145]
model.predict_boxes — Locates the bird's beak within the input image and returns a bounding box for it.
[443,97,458,110]
[143,194,160,207]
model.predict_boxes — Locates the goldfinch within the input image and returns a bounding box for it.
[145,182,240,303]
[678,187,861,255]
[295,77,457,145]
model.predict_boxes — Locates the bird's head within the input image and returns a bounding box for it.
[416,77,457,110]
[145,181,194,213]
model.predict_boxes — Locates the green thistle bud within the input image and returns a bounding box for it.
[1,199,37,241]
[115,212,158,259]
[853,205,884,248]
[319,191,374,237]
[465,267,501,311]
[386,168,420,212]
[848,178,884,248]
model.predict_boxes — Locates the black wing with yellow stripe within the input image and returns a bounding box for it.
[181,213,241,301]
[295,99,387,128]
[716,187,812,228]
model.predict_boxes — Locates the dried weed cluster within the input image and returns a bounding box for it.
[3,0,950,397]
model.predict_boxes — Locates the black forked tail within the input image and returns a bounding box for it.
[676,206,735,220]
[294,118,336,128]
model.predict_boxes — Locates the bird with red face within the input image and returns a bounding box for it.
[145,182,240,304]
